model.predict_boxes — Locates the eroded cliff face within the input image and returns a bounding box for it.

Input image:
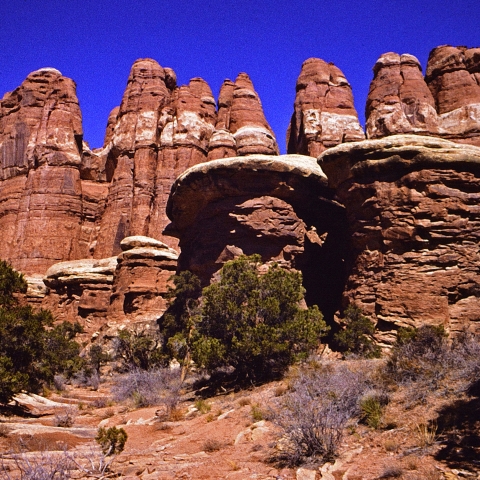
[320,135,480,342]
[0,68,89,275]
[286,58,365,158]
[0,59,278,274]
[3,45,480,343]
[366,46,480,147]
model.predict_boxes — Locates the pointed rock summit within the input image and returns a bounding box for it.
[287,58,365,157]
[0,68,86,274]
[208,73,279,159]
[366,45,480,146]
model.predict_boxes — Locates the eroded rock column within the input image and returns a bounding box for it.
[319,135,480,342]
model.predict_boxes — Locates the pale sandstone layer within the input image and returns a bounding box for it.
[319,135,480,343]
[287,58,365,157]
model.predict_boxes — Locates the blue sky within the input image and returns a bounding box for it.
[1,0,479,153]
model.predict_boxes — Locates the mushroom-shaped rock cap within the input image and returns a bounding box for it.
[44,257,118,287]
[318,134,480,189]
[120,235,178,253]
[166,154,332,233]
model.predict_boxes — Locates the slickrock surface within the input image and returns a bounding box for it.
[166,154,348,320]
[107,236,178,324]
[287,58,365,158]
[0,68,87,274]
[42,257,118,339]
[366,46,480,147]
[319,135,480,343]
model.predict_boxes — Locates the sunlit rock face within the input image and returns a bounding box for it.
[208,73,279,159]
[0,68,91,275]
[0,60,279,275]
[166,154,348,322]
[93,60,279,258]
[42,257,118,339]
[107,236,178,325]
[287,58,365,158]
[366,46,480,147]
[319,135,480,344]
[41,236,178,339]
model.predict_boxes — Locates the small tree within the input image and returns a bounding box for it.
[334,304,381,358]
[113,328,166,371]
[190,255,329,381]
[0,260,84,403]
[95,426,127,456]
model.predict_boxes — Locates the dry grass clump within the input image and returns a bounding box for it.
[203,439,223,452]
[53,406,78,428]
[271,361,373,466]
[111,368,182,412]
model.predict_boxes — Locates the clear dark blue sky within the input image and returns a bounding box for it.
[1,0,479,153]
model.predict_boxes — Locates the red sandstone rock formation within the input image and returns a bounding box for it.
[365,53,439,137]
[166,154,348,320]
[42,257,118,340]
[42,236,178,338]
[208,74,279,159]
[107,236,178,324]
[287,58,365,158]
[366,46,480,147]
[0,68,88,274]
[319,135,480,343]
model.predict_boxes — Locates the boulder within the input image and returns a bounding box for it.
[287,58,365,157]
[319,135,480,342]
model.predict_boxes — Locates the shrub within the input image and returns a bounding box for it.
[95,426,127,456]
[53,406,78,428]
[113,328,166,371]
[271,362,371,466]
[385,325,449,386]
[190,255,329,381]
[334,304,381,358]
[0,260,85,404]
[0,449,75,480]
[111,368,181,411]
[360,392,387,429]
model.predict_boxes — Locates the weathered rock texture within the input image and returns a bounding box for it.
[166,154,348,320]
[0,60,278,275]
[319,135,480,342]
[208,74,279,159]
[287,58,365,157]
[42,236,178,338]
[366,46,480,147]
[107,236,178,324]
[42,257,117,339]
[0,68,89,274]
